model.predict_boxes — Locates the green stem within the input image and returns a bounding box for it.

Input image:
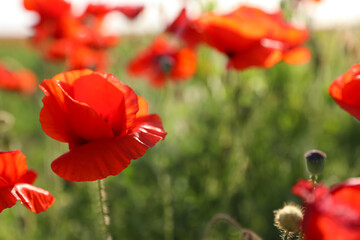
[202,213,262,240]
[97,180,112,240]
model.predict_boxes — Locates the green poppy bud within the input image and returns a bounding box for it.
[305,150,326,176]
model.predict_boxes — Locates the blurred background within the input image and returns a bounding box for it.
[0,0,360,239]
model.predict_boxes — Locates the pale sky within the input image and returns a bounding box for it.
[0,0,359,38]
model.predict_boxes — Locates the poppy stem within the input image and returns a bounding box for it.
[202,213,262,240]
[97,179,112,240]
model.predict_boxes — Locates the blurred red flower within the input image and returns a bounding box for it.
[329,64,360,120]
[196,6,310,70]
[293,179,360,240]
[39,69,167,181]
[117,5,144,20]
[23,0,72,45]
[24,1,121,72]
[0,150,55,213]
[166,8,203,48]
[128,36,197,87]
[0,64,38,95]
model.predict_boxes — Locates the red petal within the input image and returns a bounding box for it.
[170,48,197,80]
[0,150,28,186]
[283,47,311,65]
[228,43,282,70]
[117,6,144,19]
[0,187,17,213]
[12,69,38,95]
[13,183,55,213]
[69,74,127,136]
[39,69,94,144]
[331,178,360,213]
[51,114,166,181]
[102,74,140,133]
[16,170,38,185]
[197,12,268,54]
[58,81,115,148]
[136,96,149,117]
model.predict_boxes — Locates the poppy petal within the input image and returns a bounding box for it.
[170,48,197,79]
[228,44,282,70]
[117,6,144,19]
[283,47,311,65]
[13,183,55,213]
[39,70,94,143]
[16,170,38,185]
[58,82,115,148]
[136,96,149,117]
[0,187,17,213]
[51,114,166,181]
[69,74,127,136]
[12,69,38,95]
[102,74,139,132]
[0,150,28,186]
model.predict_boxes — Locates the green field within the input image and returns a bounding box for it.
[0,27,359,240]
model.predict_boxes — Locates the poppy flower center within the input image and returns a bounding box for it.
[156,55,175,74]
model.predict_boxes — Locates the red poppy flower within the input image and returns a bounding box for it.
[329,64,360,120]
[293,179,360,240]
[39,69,167,181]
[0,150,55,213]
[128,36,196,87]
[23,0,72,45]
[117,5,144,20]
[0,64,38,95]
[196,5,310,70]
[166,8,203,48]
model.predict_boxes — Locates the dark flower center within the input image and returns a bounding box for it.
[157,55,175,74]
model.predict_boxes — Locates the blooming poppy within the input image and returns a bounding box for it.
[293,179,360,240]
[0,63,38,95]
[0,150,55,213]
[329,64,360,120]
[39,69,167,181]
[117,5,144,20]
[128,36,197,87]
[196,5,310,70]
[166,8,203,48]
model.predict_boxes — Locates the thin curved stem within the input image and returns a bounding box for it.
[202,213,262,240]
[97,179,112,240]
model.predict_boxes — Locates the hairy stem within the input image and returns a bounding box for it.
[97,179,112,240]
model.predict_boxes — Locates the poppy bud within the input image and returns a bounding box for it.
[305,150,326,176]
[274,204,303,234]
